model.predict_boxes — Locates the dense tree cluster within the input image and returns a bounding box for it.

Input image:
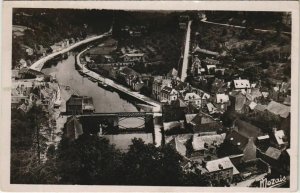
[11,105,52,184]
[12,9,113,69]
[11,108,211,186]
[56,136,210,186]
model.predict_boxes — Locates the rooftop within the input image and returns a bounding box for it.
[233,79,250,89]
[267,101,290,118]
[265,146,282,160]
[192,133,226,151]
[184,92,201,101]
[205,157,240,175]
[216,93,229,103]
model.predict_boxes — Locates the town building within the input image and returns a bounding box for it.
[191,133,226,160]
[184,92,201,108]
[188,112,223,134]
[66,95,95,115]
[121,53,145,62]
[233,79,251,92]
[160,86,178,103]
[224,130,257,161]
[203,157,240,184]
[214,93,230,112]
[257,146,290,175]
[266,101,290,118]
[64,116,84,141]
[152,77,172,101]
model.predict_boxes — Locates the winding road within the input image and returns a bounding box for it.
[180,20,192,82]
[201,18,291,35]
[30,31,111,72]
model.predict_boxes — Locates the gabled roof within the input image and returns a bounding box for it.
[234,79,250,89]
[191,113,222,133]
[168,68,178,77]
[274,130,286,145]
[205,157,239,175]
[265,147,282,160]
[207,103,218,114]
[185,114,197,124]
[202,93,210,100]
[184,92,201,101]
[178,99,188,107]
[216,93,229,103]
[65,116,84,140]
[235,119,263,138]
[267,101,290,118]
[66,95,83,105]
[226,130,249,151]
[192,133,226,151]
[191,113,215,125]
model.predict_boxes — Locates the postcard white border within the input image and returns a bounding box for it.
[1,1,299,192]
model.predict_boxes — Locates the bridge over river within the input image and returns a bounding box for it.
[29,27,161,112]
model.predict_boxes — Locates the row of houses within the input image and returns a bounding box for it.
[165,116,289,184]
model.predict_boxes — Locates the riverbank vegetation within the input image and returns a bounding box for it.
[11,120,214,186]
[11,105,212,186]
[12,9,113,69]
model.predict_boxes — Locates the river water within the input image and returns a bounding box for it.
[42,52,143,128]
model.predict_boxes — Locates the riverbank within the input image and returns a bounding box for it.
[29,30,111,72]
[76,48,162,112]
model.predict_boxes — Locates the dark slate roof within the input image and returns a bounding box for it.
[226,130,249,151]
[162,104,185,122]
[235,119,263,138]
[67,95,83,105]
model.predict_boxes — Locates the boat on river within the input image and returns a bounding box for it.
[88,77,98,82]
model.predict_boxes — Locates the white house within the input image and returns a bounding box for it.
[160,86,178,103]
[233,79,251,93]
[184,92,201,108]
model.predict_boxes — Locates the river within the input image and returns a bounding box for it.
[42,52,144,128]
